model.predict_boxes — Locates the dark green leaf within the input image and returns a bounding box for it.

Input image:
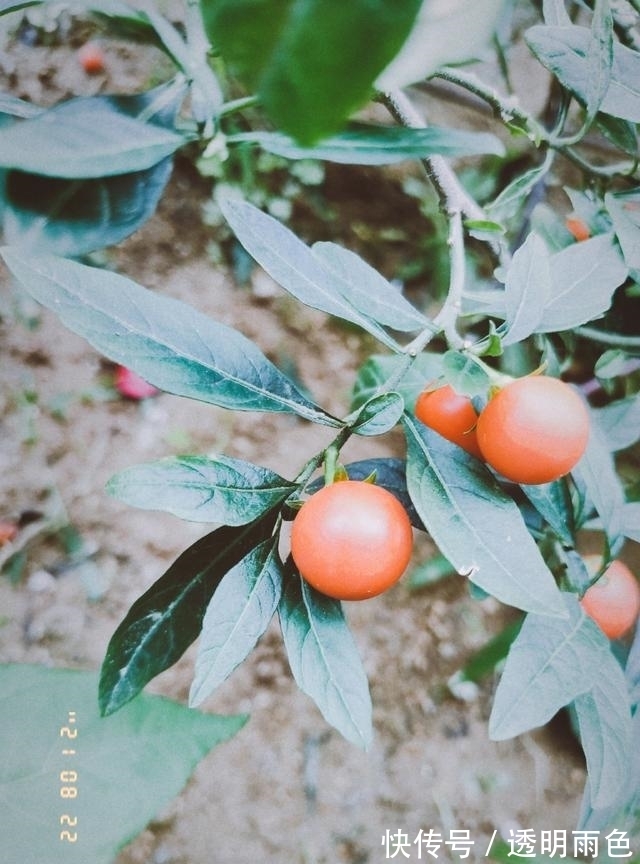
[1,82,188,255]
[0,0,42,13]
[228,124,505,164]
[279,568,373,749]
[190,537,283,705]
[107,454,295,525]
[501,232,551,346]
[312,240,429,332]
[0,94,187,178]
[521,479,575,546]
[351,353,443,413]
[219,195,400,349]
[351,392,405,437]
[537,233,628,332]
[526,24,640,122]
[403,414,566,617]
[457,618,523,683]
[99,514,276,715]
[1,249,336,424]
[202,0,422,144]
[3,159,173,256]
[0,665,246,864]
[593,394,640,451]
[596,114,638,156]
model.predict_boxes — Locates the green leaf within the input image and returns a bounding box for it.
[526,23,640,122]
[376,0,506,90]
[1,248,336,424]
[279,568,372,749]
[99,514,276,715]
[441,350,491,397]
[0,93,43,118]
[1,83,187,255]
[605,189,640,274]
[574,673,633,809]
[520,479,575,546]
[578,708,640,832]
[593,394,640,451]
[0,665,246,864]
[621,503,640,543]
[228,124,505,164]
[312,240,429,332]
[3,158,173,257]
[489,594,632,810]
[0,94,187,178]
[0,0,42,14]
[581,0,613,130]
[190,537,283,706]
[219,195,400,349]
[351,353,443,412]
[501,232,551,346]
[489,593,619,737]
[456,619,523,683]
[486,156,553,224]
[537,233,628,332]
[351,392,405,437]
[203,0,421,144]
[573,421,626,552]
[107,454,295,525]
[403,414,566,617]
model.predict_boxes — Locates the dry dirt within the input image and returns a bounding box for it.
[0,9,591,864]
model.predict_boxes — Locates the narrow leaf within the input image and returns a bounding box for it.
[351,353,443,413]
[403,414,566,617]
[220,196,400,349]
[99,514,276,715]
[190,537,283,706]
[279,569,373,749]
[228,124,505,164]
[107,454,295,525]
[0,665,247,864]
[351,392,405,437]
[605,189,640,273]
[0,95,187,178]
[501,232,551,346]
[573,422,626,551]
[521,479,575,546]
[203,0,422,144]
[489,593,618,739]
[1,248,336,424]
[486,155,553,224]
[3,158,174,257]
[582,0,613,129]
[537,233,627,332]
[574,672,633,809]
[526,24,640,122]
[593,394,640,451]
[312,240,429,332]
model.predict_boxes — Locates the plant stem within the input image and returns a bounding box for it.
[378,90,487,222]
[219,95,260,117]
[432,67,546,143]
[293,425,353,489]
[576,326,640,348]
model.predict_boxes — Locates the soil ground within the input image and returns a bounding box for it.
[0,7,597,864]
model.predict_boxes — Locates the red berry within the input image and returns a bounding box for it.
[78,42,106,75]
[114,366,160,400]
